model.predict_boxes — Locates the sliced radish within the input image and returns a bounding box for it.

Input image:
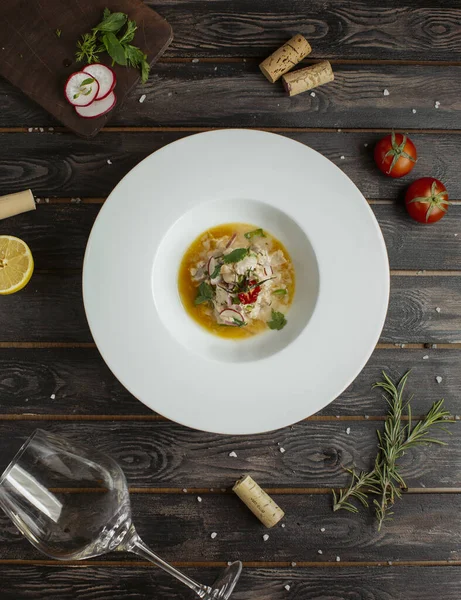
[219,308,245,326]
[82,63,116,100]
[208,256,218,277]
[65,71,100,107]
[75,92,117,119]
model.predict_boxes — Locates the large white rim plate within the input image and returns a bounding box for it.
[83,129,389,434]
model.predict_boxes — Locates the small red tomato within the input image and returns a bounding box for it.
[374,132,417,178]
[405,177,449,224]
[238,281,261,305]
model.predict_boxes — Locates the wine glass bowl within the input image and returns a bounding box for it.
[0,429,241,599]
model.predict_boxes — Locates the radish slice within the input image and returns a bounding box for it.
[75,92,117,119]
[82,63,116,100]
[65,71,100,107]
[220,308,246,326]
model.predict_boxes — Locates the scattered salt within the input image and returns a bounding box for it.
[280,447,286,453]
[214,66,218,71]
[383,89,390,96]
[455,415,461,421]
[364,143,368,147]
[412,109,417,114]
[48,127,54,131]
[70,197,82,204]
[320,528,325,532]
[388,561,393,566]
[281,523,286,528]
[192,58,199,63]
[167,92,172,97]
[435,100,440,108]
[35,198,41,204]
[229,451,237,458]
[263,534,269,542]
[44,198,50,204]
[139,94,146,103]
[197,496,202,502]
[435,307,441,313]
[455,234,458,237]
[318,549,323,555]
[107,159,112,165]
[39,127,44,132]
[182,488,188,493]
[336,556,341,562]
[436,376,443,384]
[284,584,291,591]
[420,482,426,488]
[340,155,345,160]
[291,561,297,567]
[210,532,217,539]
[28,127,33,132]
[346,427,351,435]
[337,128,341,132]
[227,561,232,566]
[423,355,429,360]
[310,91,316,97]
[50,394,56,400]
[364,415,370,420]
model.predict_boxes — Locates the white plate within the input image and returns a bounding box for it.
[83,130,389,434]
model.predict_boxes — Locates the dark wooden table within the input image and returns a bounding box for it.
[1,1,461,598]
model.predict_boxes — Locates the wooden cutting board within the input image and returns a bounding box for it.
[0,0,173,137]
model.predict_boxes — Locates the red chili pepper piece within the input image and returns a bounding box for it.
[238,280,261,305]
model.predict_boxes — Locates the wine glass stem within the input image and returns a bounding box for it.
[129,537,209,597]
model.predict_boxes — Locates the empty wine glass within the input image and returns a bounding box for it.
[0,429,241,598]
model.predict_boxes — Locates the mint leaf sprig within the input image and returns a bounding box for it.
[75,8,150,84]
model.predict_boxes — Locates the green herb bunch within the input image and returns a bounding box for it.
[333,371,453,529]
[75,8,150,83]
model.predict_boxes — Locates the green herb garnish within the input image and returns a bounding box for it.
[222,248,249,264]
[75,8,150,83]
[210,263,221,279]
[55,29,62,38]
[332,371,453,530]
[267,310,287,330]
[244,228,266,240]
[232,317,246,327]
[194,281,214,305]
[232,296,241,305]
[273,289,287,296]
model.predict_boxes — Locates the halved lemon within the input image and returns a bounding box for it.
[0,235,34,295]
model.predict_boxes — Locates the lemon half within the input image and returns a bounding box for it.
[0,235,34,295]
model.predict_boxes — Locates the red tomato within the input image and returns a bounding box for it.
[405,178,449,223]
[238,281,261,305]
[374,132,417,178]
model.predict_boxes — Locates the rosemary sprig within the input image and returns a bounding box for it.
[333,371,453,529]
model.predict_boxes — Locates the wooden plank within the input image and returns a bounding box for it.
[155,0,461,62]
[0,63,460,128]
[1,565,461,600]
[0,347,459,417]
[1,493,461,561]
[0,420,457,488]
[1,273,460,343]
[4,203,461,271]
[1,131,461,199]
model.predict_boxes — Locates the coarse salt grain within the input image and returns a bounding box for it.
[340,155,345,160]
[168,92,172,97]
[365,415,370,419]
[423,355,429,360]
[284,585,291,591]
[318,549,323,555]
[412,109,417,114]
[388,561,393,566]
[71,197,82,204]
[192,58,199,63]
[436,376,443,384]
[182,488,188,493]
[197,496,202,502]
[436,307,441,313]
[49,127,54,131]
[107,159,112,165]
[28,127,33,132]
[35,198,41,203]
[346,427,351,435]
[383,89,390,96]
[435,101,440,108]
[39,127,44,132]
[291,562,297,567]
[139,94,146,103]
[229,451,237,457]
[263,534,270,542]
[320,527,325,532]
[364,143,368,147]
[310,91,316,97]
[455,415,461,421]
[280,447,286,453]
[336,556,341,562]
[281,523,286,528]
[214,66,218,71]
[50,394,56,400]
[211,532,217,539]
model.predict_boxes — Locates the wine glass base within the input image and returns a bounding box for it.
[203,561,242,599]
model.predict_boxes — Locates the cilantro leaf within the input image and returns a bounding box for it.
[244,228,266,240]
[232,317,246,327]
[80,77,95,86]
[222,248,248,264]
[94,11,127,34]
[210,263,221,279]
[273,288,287,296]
[119,19,137,44]
[194,282,214,305]
[267,309,287,330]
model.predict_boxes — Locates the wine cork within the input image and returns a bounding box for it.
[282,60,334,97]
[0,190,35,220]
[233,475,284,528]
[259,34,312,83]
